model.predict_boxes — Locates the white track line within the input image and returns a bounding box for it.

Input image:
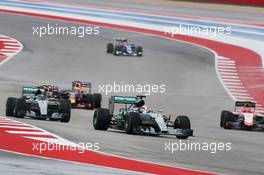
[0,39,15,42]
[4,45,20,49]
[226,85,245,89]
[220,72,238,75]
[218,68,236,72]
[0,116,74,145]
[7,131,47,135]
[0,34,23,66]
[229,89,248,92]
[231,92,250,96]
[218,65,236,69]
[0,126,36,130]
[218,62,236,66]
[224,82,243,85]
[236,96,254,100]
[218,60,235,63]
[0,120,23,124]
[222,79,241,82]
[0,49,17,52]
[3,42,20,46]
[221,75,240,79]
[215,55,261,108]
[218,57,230,60]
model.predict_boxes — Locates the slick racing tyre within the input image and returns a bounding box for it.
[60,100,71,123]
[220,110,232,127]
[93,93,102,109]
[107,43,114,53]
[15,97,26,118]
[6,97,17,117]
[85,94,94,109]
[136,46,143,57]
[174,115,191,139]
[222,111,235,129]
[124,112,142,134]
[93,108,111,130]
[114,46,121,56]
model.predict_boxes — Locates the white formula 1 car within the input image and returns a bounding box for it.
[6,87,71,122]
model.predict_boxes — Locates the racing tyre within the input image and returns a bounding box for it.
[124,112,142,134]
[15,97,26,118]
[222,111,234,129]
[93,93,102,109]
[93,108,111,130]
[136,46,143,57]
[174,115,191,139]
[107,43,114,53]
[85,94,94,109]
[220,110,231,127]
[114,46,120,56]
[6,97,17,117]
[60,100,71,123]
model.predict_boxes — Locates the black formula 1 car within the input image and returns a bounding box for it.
[59,81,101,110]
[6,87,71,122]
[220,101,264,131]
[107,38,143,56]
[93,96,193,139]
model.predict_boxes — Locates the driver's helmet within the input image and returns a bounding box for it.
[139,105,148,113]
[134,98,145,107]
[122,39,128,44]
[35,89,42,96]
[73,82,82,91]
[241,104,251,113]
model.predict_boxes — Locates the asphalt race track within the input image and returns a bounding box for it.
[0,1,263,175]
[0,150,144,175]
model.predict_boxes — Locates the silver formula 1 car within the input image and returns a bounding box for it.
[107,38,143,56]
[93,95,193,139]
[220,101,264,131]
[6,87,71,122]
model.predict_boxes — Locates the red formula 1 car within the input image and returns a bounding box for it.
[59,81,102,110]
[220,101,264,131]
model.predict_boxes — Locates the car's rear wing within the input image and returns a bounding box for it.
[35,84,59,92]
[110,95,146,104]
[235,101,256,108]
[109,95,146,115]
[110,96,137,104]
[22,87,45,96]
[72,81,92,92]
[49,86,59,92]
[72,81,91,87]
